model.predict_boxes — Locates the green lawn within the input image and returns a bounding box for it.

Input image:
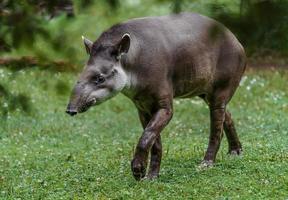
[0,68,288,199]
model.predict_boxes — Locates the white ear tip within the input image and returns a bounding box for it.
[122,33,130,38]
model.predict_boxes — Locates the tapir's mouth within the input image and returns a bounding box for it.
[78,98,97,113]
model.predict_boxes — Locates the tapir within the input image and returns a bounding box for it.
[66,12,246,180]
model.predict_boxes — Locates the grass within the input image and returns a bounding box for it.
[0,67,288,199]
[1,1,288,199]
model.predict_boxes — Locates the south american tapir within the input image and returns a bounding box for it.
[66,12,246,180]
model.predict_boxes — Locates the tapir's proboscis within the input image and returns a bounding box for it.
[66,12,246,180]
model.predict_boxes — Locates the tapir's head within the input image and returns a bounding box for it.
[66,33,131,116]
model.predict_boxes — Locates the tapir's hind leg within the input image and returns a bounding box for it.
[201,82,240,165]
[202,99,226,165]
[199,96,242,157]
[224,110,242,155]
[200,56,245,165]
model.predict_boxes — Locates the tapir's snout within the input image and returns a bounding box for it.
[66,103,78,116]
[66,109,77,116]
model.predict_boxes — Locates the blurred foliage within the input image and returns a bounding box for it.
[157,0,288,55]
[0,84,32,119]
[1,0,288,62]
[0,0,288,117]
[55,80,70,96]
[209,0,288,56]
[156,0,184,13]
[1,0,288,66]
[0,0,75,117]
[106,0,120,10]
[0,0,124,117]
[0,0,74,52]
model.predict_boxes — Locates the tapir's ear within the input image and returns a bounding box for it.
[82,36,93,55]
[118,33,130,55]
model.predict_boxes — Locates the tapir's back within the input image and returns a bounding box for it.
[99,12,245,97]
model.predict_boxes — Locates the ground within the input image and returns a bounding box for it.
[0,68,288,199]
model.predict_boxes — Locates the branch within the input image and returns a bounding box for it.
[0,56,78,72]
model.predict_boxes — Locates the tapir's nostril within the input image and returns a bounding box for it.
[66,109,78,116]
[66,103,78,116]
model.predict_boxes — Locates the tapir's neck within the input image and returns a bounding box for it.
[115,63,137,98]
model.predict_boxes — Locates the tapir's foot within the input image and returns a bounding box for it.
[145,171,159,180]
[197,160,214,171]
[228,147,242,156]
[131,158,147,181]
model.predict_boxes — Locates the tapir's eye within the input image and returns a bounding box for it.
[92,75,105,85]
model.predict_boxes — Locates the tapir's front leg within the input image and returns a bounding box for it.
[132,98,173,180]
[137,110,162,179]
[147,136,162,179]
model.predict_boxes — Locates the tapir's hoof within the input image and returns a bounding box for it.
[197,160,214,171]
[228,148,242,156]
[131,158,146,181]
[145,172,159,180]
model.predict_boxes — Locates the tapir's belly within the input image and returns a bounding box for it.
[172,61,214,98]
[173,77,212,98]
